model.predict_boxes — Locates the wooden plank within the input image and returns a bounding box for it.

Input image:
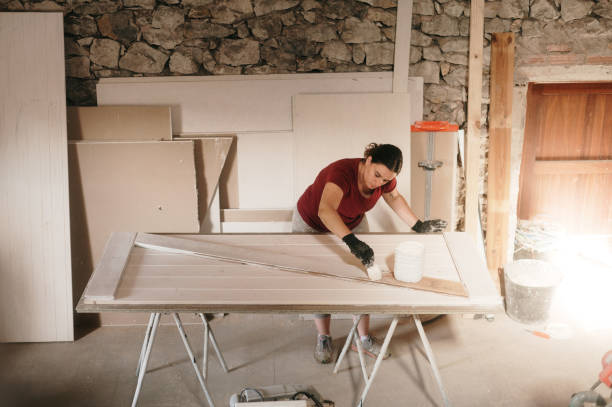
[83,233,136,300]
[0,13,73,342]
[96,73,423,134]
[133,233,467,297]
[393,0,413,93]
[69,141,199,323]
[292,93,412,232]
[66,106,172,141]
[486,32,515,276]
[410,131,458,228]
[464,0,485,243]
[533,160,612,175]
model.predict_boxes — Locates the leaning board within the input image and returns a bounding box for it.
[78,232,503,315]
[0,13,73,342]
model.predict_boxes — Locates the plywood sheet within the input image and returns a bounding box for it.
[236,132,295,208]
[0,13,73,342]
[67,106,172,141]
[69,141,199,324]
[410,131,458,228]
[97,73,423,134]
[174,135,233,226]
[77,233,503,314]
[292,93,412,232]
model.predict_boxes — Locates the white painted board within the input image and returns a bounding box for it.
[236,132,295,208]
[97,73,423,135]
[293,93,413,232]
[0,13,73,342]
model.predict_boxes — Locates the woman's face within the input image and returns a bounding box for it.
[363,156,396,190]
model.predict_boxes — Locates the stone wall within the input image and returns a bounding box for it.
[2,0,611,234]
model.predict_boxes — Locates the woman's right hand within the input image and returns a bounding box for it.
[342,233,374,267]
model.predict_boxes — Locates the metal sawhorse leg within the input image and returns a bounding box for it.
[132,312,229,407]
[333,314,451,407]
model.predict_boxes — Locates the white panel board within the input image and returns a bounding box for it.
[236,132,295,208]
[293,93,412,232]
[97,74,423,135]
[0,13,73,342]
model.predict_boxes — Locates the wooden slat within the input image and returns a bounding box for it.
[393,0,413,93]
[486,32,515,276]
[465,0,485,242]
[83,233,136,300]
[67,106,172,141]
[0,13,73,342]
[533,160,612,174]
[133,233,467,296]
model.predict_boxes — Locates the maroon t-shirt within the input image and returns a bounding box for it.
[297,158,397,232]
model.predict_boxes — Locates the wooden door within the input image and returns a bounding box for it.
[518,82,612,234]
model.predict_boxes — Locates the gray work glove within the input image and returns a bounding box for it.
[412,219,447,233]
[342,233,374,267]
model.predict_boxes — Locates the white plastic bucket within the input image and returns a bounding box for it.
[503,259,562,324]
[394,241,425,283]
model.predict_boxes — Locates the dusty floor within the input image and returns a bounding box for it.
[1,310,611,407]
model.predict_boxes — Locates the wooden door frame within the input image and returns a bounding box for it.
[504,65,611,263]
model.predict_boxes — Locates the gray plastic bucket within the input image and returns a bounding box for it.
[503,259,562,324]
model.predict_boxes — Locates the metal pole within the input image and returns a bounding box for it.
[333,315,361,374]
[425,132,435,220]
[132,312,160,407]
[199,313,229,374]
[357,316,399,407]
[173,313,216,407]
[414,315,451,407]
[136,313,156,376]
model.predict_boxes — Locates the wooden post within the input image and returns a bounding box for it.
[465,0,484,243]
[393,0,414,93]
[487,33,515,277]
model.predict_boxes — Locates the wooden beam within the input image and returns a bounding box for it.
[393,0,413,93]
[465,0,485,243]
[486,32,515,275]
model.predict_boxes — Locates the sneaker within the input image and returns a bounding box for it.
[351,335,391,360]
[314,334,333,364]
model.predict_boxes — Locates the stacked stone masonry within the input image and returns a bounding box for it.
[2,0,611,231]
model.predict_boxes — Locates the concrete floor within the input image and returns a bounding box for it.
[1,311,611,407]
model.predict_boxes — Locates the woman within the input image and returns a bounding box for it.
[292,143,446,364]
